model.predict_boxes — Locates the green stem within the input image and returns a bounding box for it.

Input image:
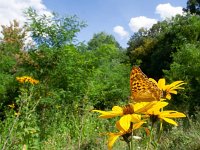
[130,131,134,150]
[157,121,163,143]
[157,108,164,145]
[146,122,154,150]
[128,141,131,150]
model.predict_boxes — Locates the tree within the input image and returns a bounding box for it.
[25,8,86,48]
[126,21,171,79]
[86,44,130,109]
[127,13,200,114]
[0,20,26,114]
[84,32,129,108]
[87,32,122,50]
[126,14,200,79]
[183,0,200,15]
[164,43,200,114]
[0,20,26,55]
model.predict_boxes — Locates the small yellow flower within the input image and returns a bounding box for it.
[55,105,61,109]
[149,78,185,100]
[16,76,39,85]
[8,103,15,109]
[22,144,27,150]
[143,102,186,126]
[15,112,20,116]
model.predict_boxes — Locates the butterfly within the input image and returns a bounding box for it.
[130,66,162,102]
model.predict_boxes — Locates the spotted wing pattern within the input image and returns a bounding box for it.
[130,66,162,102]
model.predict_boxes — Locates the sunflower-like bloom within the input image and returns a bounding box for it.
[108,115,145,150]
[93,102,157,134]
[92,102,160,118]
[149,78,185,100]
[142,101,186,126]
[16,76,39,85]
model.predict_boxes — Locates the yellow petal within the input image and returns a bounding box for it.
[162,117,178,126]
[149,78,158,85]
[147,101,168,113]
[92,106,123,118]
[167,81,185,91]
[166,94,171,100]
[133,102,149,112]
[158,78,166,90]
[165,85,171,90]
[112,106,123,112]
[119,115,132,132]
[169,81,185,87]
[108,132,122,150]
[170,85,185,90]
[168,90,177,94]
[161,111,186,118]
[135,101,158,113]
[92,111,119,118]
[133,121,146,130]
[131,114,141,123]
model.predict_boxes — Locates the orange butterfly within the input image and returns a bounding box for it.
[130,66,162,102]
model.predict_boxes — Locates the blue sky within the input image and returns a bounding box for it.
[42,0,187,47]
[0,0,187,48]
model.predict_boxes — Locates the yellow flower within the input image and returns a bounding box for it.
[149,78,185,100]
[8,103,15,109]
[15,112,20,116]
[143,102,186,126]
[93,103,149,150]
[16,76,39,85]
[108,115,145,150]
[55,105,61,109]
[92,102,159,119]
[93,102,162,129]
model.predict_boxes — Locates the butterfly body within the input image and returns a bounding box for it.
[130,67,162,102]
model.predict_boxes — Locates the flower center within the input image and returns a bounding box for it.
[161,91,167,99]
[123,104,134,115]
[150,115,159,123]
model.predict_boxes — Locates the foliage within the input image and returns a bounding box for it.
[0,20,26,114]
[25,8,86,47]
[164,43,200,114]
[86,44,130,109]
[127,14,200,79]
[87,32,122,51]
[159,113,200,150]
[183,0,200,15]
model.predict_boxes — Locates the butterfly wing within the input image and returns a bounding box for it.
[130,67,162,102]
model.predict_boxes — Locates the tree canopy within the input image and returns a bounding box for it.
[183,0,200,15]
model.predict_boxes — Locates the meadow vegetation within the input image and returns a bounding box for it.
[0,2,200,149]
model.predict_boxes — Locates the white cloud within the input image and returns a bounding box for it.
[156,3,183,19]
[0,0,51,26]
[0,0,51,48]
[113,25,129,39]
[128,16,157,32]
